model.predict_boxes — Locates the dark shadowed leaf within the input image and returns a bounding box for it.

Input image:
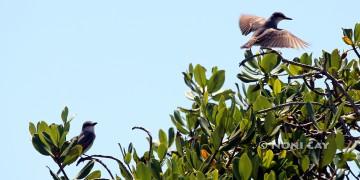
[168,127,175,148]
[76,160,95,179]
[61,106,69,123]
[32,134,52,156]
[47,166,60,180]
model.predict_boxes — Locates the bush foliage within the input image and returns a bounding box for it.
[30,23,360,179]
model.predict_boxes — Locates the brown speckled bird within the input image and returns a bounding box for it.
[240,12,309,49]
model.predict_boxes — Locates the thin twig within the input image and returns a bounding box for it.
[132,126,153,160]
[303,77,327,96]
[87,154,133,179]
[288,72,321,79]
[256,101,323,114]
[239,51,270,66]
[53,158,69,180]
[347,164,360,180]
[322,71,360,117]
[352,45,360,59]
[78,156,115,179]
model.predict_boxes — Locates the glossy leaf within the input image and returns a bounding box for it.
[194,64,207,88]
[273,78,282,94]
[260,53,278,73]
[62,145,83,165]
[207,70,225,93]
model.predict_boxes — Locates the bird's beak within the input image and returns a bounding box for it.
[284,16,293,20]
[92,122,98,126]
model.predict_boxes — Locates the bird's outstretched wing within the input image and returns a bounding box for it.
[256,28,309,49]
[239,15,266,35]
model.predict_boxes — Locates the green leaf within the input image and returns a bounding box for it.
[32,134,51,156]
[118,161,132,180]
[237,73,258,83]
[253,95,272,112]
[159,129,168,147]
[330,49,341,71]
[288,64,302,75]
[61,106,69,123]
[194,64,207,88]
[300,53,312,65]
[247,84,260,103]
[135,162,151,180]
[48,124,60,147]
[233,154,253,179]
[262,150,274,168]
[207,70,225,93]
[125,152,132,164]
[264,170,276,180]
[85,170,101,180]
[355,23,360,42]
[260,53,278,73]
[157,143,167,161]
[264,112,276,135]
[63,145,83,165]
[29,122,36,136]
[335,132,344,150]
[168,127,175,148]
[76,160,95,179]
[343,28,353,39]
[47,166,60,180]
[301,156,310,172]
[321,134,336,168]
[273,79,282,94]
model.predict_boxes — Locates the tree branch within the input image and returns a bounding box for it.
[132,126,153,160]
[256,102,323,114]
[84,154,133,179]
[77,155,115,179]
[53,158,69,180]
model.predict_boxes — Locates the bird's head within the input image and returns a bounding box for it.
[270,12,292,23]
[82,121,97,132]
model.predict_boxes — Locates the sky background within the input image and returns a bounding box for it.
[1,0,359,179]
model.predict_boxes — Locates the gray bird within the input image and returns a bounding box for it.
[76,121,97,153]
[57,121,97,174]
[239,12,308,49]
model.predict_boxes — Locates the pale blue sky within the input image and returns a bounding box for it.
[1,0,359,179]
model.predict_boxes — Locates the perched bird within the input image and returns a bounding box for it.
[239,12,308,49]
[76,121,97,153]
[57,121,97,174]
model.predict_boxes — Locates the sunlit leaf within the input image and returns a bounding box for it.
[85,170,101,180]
[194,64,207,88]
[207,70,225,93]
